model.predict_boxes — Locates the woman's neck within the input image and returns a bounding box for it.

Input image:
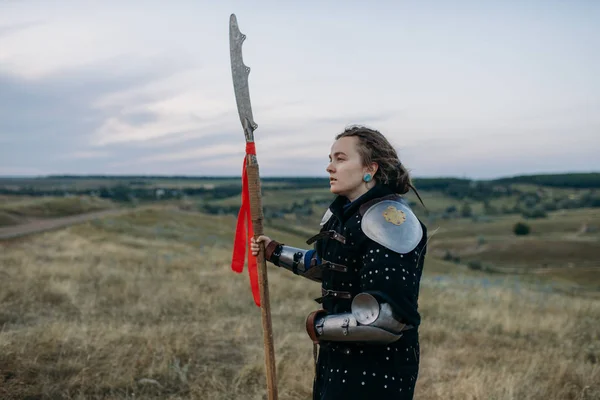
[346,182,376,202]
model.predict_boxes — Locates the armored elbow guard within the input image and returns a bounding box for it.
[306,293,413,344]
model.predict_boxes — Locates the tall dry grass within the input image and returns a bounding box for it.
[0,208,598,399]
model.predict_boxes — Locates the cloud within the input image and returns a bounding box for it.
[89,68,239,147]
[0,58,190,174]
[1,1,599,178]
[111,143,243,167]
[0,166,48,176]
[0,21,44,38]
[63,151,112,160]
[313,111,401,127]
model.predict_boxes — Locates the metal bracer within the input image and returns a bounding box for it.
[306,293,412,344]
[272,245,312,275]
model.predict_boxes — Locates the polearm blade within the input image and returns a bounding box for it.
[229,14,258,141]
[229,13,278,400]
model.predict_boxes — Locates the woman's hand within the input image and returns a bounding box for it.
[250,235,272,256]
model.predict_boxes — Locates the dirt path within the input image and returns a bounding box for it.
[0,208,134,241]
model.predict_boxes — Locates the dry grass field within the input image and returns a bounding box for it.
[427,208,600,292]
[1,205,599,399]
[0,197,116,227]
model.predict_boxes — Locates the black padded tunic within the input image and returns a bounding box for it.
[310,184,427,400]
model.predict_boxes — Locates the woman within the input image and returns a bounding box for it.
[251,125,428,400]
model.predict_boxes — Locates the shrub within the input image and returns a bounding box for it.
[522,207,547,219]
[461,203,473,218]
[443,250,461,263]
[467,260,482,270]
[477,235,486,246]
[513,222,531,236]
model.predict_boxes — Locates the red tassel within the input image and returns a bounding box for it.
[231,142,260,307]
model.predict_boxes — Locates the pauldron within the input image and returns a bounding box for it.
[360,196,423,254]
[306,293,413,344]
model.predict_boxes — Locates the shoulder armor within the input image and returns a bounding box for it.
[320,208,333,226]
[361,197,423,254]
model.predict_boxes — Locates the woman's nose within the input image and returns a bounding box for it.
[326,162,334,173]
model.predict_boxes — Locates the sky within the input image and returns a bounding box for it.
[0,0,599,180]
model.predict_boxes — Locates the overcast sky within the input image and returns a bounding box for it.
[0,0,598,179]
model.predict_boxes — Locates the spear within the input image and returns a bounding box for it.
[228,13,278,400]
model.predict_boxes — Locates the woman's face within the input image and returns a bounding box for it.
[326,136,377,201]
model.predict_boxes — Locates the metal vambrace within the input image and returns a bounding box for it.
[305,293,412,344]
[270,244,312,275]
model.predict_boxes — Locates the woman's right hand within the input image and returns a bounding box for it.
[251,235,272,256]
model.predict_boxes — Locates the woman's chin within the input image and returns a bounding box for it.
[329,184,343,195]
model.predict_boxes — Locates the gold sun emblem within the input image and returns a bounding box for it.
[382,206,406,226]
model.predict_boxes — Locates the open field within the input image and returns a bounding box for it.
[0,196,117,227]
[206,188,334,208]
[425,208,600,290]
[0,177,299,192]
[1,205,599,399]
[0,177,239,191]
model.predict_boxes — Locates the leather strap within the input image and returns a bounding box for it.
[313,343,319,379]
[306,230,346,245]
[306,309,328,344]
[292,251,303,275]
[314,289,352,304]
[265,240,281,263]
[314,260,348,273]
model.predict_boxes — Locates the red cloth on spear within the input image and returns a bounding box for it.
[231,142,261,307]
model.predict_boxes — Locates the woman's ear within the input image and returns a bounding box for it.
[369,162,379,176]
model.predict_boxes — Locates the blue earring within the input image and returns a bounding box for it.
[363,173,372,182]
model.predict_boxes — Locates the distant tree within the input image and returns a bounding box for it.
[483,200,499,215]
[500,205,513,215]
[522,194,540,208]
[477,235,486,246]
[492,172,600,189]
[513,222,531,236]
[542,201,558,211]
[467,260,482,270]
[522,207,547,219]
[460,203,472,218]
[442,250,461,264]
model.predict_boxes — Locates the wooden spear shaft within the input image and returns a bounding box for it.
[229,14,278,398]
[246,150,278,400]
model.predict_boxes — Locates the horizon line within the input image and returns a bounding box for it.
[1,171,599,182]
